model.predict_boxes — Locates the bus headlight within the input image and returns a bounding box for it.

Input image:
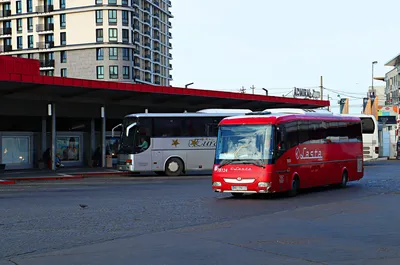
[212,182,222,187]
[258,182,271,187]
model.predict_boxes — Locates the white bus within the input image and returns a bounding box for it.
[343,114,379,161]
[115,109,251,175]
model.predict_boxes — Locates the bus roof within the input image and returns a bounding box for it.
[124,112,250,118]
[219,112,361,126]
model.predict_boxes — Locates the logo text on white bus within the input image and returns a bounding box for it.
[295,147,323,160]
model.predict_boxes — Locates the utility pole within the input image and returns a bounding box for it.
[320,76,323,100]
[239,86,246,93]
[327,94,331,111]
[250,85,255,94]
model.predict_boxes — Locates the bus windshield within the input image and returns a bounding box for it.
[215,125,274,166]
[119,117,138,153]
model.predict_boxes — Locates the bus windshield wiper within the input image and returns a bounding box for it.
[219,159,241,168]
[236,159,266,168]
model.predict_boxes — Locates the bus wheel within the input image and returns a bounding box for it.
[165,158,184,176]
[288,176,300,197]
[339,171,348,188]
[231,193,243,198]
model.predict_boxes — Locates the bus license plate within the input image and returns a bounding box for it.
[232,186,247,191]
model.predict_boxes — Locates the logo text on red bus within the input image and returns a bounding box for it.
[295,147,323,160]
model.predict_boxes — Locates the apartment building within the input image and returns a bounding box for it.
[0,0,173,86]
[384,54,400,105]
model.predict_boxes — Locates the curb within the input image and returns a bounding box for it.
[0,179,15,185]
[7,175,84,182]
[80,171,132,177]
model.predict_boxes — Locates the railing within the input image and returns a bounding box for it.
[36,23,54,32]
[0,27,11,35]
[40,59,55,68]
[0,45,12,53]
[36,41,54,49]
[35,5,54,13]
[0,10,11,18]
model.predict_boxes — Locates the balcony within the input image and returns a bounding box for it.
[0,45,12,53]
[133,49,140,55]
[144,7,150,13]
[169,74,172,79]
[144,18,151,24]
[134,61,140,67]
[132,0,139,5]
[145,53,151,59]
[154,12,159,18]
[133,12,139,18]
[0,10,11,18]
[36,23,54,32]
[154,45,160,51]
[0,27,11,35]
[168,0,171,6]
[144,42,151,47]
[168,63,172,69]
[145,66,151,71]
[154,69,160,74]
[154,23,159,29]
[36,5,54,13]
[144,30,151,36]
[145,77,151,82]
[37,41,54,49]
[40,59,55,68]
[168,43,172,49]
[133,24,140,30]
[153,1,159,6]
[168,32,172,38]
[168,53,172,58]
[168,21,172,27]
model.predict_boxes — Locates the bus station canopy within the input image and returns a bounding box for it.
[0,57,329,112]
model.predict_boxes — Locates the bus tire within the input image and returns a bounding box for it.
[339,171,348,188]
[288,176,300,197]
[165,157,184,176]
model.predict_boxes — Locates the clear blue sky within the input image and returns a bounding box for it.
[169,0,399,113]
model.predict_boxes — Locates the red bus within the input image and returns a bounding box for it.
[211,109,363,197]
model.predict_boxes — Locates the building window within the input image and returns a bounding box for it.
[27,53,34,59]
[16,1,22,14]
[27,0,33,12]
[122,10,128,26]
[60,0,66,9]
[96,29,103,42]
[108,10,117,25]
[96,10,103,25]
[17,19,22,33]
[17,36,23,50]
[60,14,66,28]
[60,32,66,46]
[122,48,129,61]
[122,0,128,6]
[61,68,67,77]
[96,66,104,79]
[109,66,118,79]
[96,48,103,60]
[108,28,117,42]
[123,66,129,79]
[108,0,117,5]
[2,136,30,165]
[109,47,118,60]
[28,35,33,48]
[60,51,67,63]
[122,29,129,43]
[96,0,102,5]
[27,18,33,32]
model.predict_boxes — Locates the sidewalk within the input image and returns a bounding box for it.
[0,167,131,185]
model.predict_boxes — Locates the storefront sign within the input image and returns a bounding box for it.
[293,87,321,99]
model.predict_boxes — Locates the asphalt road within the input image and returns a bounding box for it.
[1,161,400,264]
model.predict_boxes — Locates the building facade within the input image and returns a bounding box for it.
[384,54,400,105]
[0,0,173,86]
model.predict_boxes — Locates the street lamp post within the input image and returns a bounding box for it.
[372,61,378,92]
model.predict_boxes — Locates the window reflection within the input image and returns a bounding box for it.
[2,136,30,164]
